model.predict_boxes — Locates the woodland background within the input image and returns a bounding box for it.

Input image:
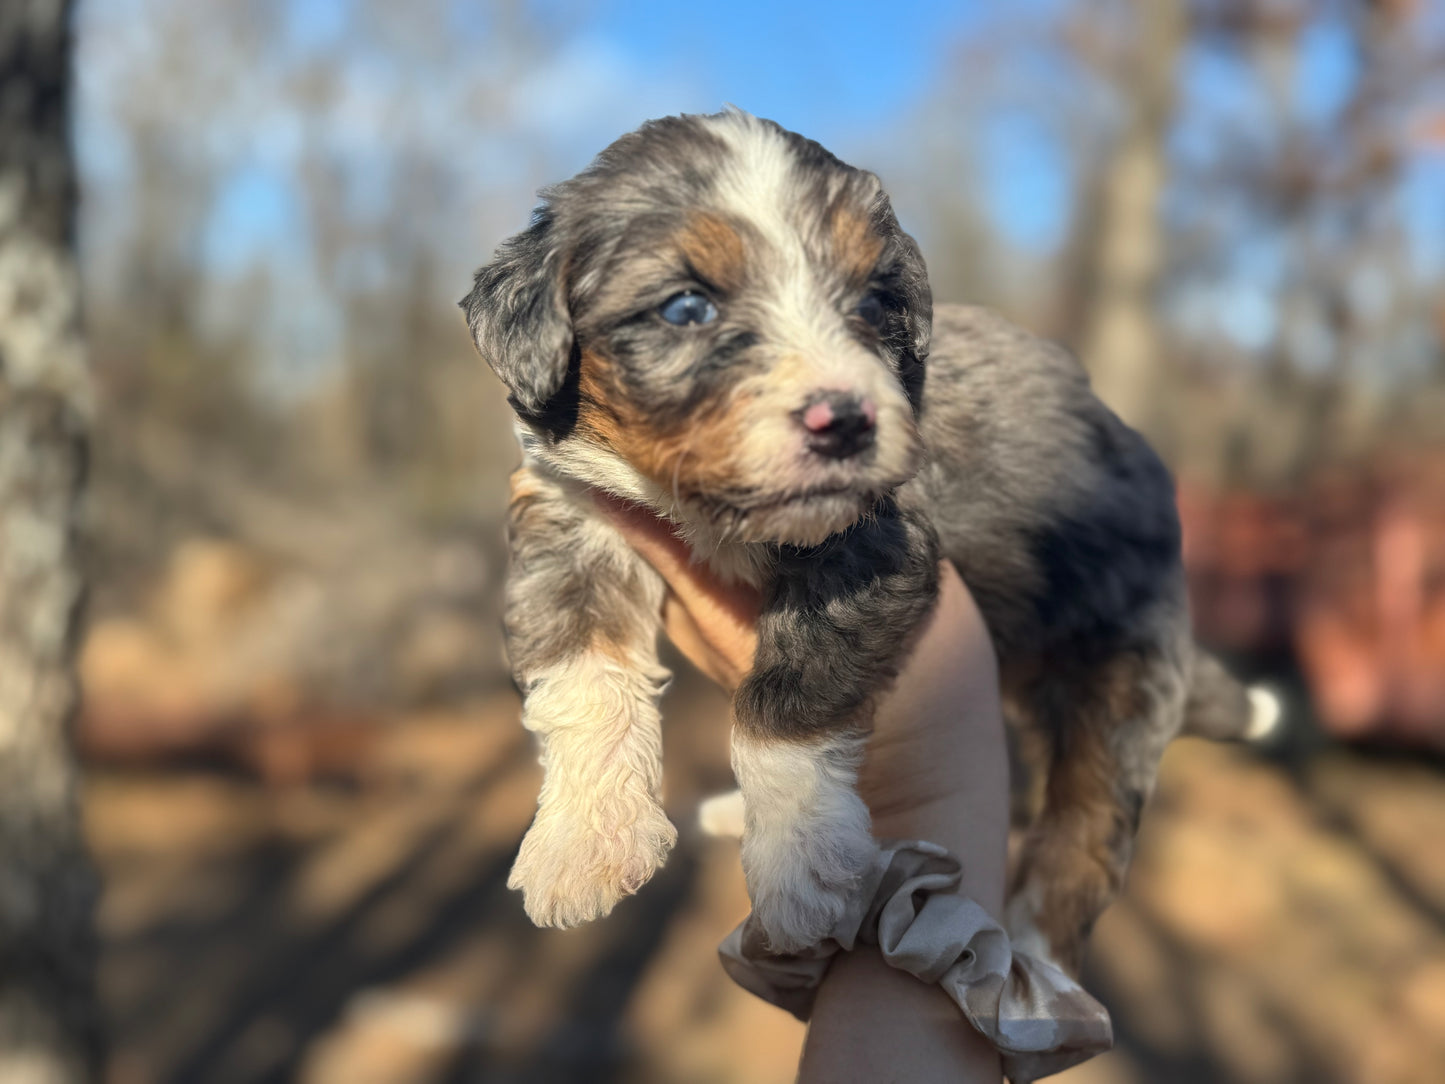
[8,0,1445,1081]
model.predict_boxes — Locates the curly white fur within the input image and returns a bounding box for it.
[508,649,676,927]
[732,730,877,952]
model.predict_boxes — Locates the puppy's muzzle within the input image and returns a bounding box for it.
[794,390,877,460]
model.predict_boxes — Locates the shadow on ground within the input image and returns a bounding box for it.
[90,686,1445,1084]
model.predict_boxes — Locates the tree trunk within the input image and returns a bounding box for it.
[1076,0,1185,433]
[0,1,103,1080]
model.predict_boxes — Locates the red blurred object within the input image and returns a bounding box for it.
[1181,454,1445,749]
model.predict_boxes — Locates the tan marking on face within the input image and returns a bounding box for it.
[576,350,755,495]
[829,204,884,285]
[674,212,747,292]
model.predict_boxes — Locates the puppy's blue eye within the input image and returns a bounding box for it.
[856,293,886,328]
[659,291,718,326]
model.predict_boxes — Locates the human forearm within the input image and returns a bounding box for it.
[798,567,1008,1084]
[593,498,1010,1082]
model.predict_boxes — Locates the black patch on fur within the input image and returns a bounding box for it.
[1029,511,1178,649]
[511,340,582,441]
[1028,427,1181,649]
[868,196,932,412]
[734,501,940,741]
[461,209,573,416]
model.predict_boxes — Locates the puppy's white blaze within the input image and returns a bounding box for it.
[710,115,840,344]
[732,730,877,950]
[707,114,922,518]
[711,111,803,270]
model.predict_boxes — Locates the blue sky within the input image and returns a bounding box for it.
[198,0,1439,269]
[531,0,986,139]
[182,0,1064,274]
[76,0,1445,377]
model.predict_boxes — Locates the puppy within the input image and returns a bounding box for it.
[462,109,1259,972]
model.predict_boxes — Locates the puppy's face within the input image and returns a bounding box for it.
[464,111,932,547]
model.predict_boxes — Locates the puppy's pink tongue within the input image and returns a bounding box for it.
[802,402,835,432]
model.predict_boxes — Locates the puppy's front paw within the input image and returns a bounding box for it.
[743,813,877,954]
[508,799,676,928]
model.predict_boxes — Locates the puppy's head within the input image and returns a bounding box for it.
[463,109,931,547]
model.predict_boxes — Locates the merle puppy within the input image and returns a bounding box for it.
[462,109,1258,973]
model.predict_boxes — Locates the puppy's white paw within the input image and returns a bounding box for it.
[743,811,877,954]
[508,799,676,928]
[698,788,745,839]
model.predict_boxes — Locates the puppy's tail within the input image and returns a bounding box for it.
[1182,648,1283,743]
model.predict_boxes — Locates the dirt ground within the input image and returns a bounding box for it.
[88,678,1445,1084]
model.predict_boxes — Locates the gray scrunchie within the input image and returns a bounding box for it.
[718,840,1113,1083]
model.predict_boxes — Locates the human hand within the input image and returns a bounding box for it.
[591,492,761,690]
[593,490,1008,892]
[595,489,1010,1082]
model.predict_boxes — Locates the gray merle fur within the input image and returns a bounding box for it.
[464,109,1256,974]
[735,501,940,741]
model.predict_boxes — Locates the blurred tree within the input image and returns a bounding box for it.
[0,0,103,1080]
[1075,0,1186,432]
[1158,0,1444,485]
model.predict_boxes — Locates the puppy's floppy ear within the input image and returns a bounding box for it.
[460,209,573,417]
[891,225,932,362]
[873,196,931,356]
[871,193,932,407]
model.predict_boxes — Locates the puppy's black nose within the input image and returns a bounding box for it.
[795,391,877,460]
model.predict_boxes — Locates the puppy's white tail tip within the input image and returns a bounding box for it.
[698,788,745,839]
[1246,684,1284,742]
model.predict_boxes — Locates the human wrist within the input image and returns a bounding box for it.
[802,942,1003,1084]
[857,567,1010,914]
[869,790,978,853]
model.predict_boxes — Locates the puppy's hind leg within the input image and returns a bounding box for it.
[504,466,675,928]
[1006,644,1187,976]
